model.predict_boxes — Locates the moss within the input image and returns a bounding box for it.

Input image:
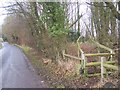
[56,85,65,88]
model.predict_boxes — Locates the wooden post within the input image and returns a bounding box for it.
[101,57,104,83]
[81,52,86,76]
[62,50,65,59]
[101,57,106,83]
[81,52,85,67]
[110,51,113,61]
[76,36,81,58]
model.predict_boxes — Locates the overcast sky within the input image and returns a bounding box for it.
[0,2,7,26]
[0,2,7,33]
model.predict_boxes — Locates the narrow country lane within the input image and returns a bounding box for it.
[0,42,47,88]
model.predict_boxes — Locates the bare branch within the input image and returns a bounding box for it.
[0,4,17,8]
[105,2,120,20]
[69,14,84,28]
[86,2,108,7]
[0,12,23,16]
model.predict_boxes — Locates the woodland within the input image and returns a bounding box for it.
[1,1,120,88]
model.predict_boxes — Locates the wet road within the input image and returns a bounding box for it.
[0,42,47,88]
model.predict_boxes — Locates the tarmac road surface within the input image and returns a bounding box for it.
[0,42,47,88]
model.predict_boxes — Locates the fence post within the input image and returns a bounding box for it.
[101,57,104,83]
[110,51,113,61]
[81,52,87,76]
[62,50,65,59]
[101,57,106,83]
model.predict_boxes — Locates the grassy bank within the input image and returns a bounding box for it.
[17,45,118,88]
[17,45,67,88]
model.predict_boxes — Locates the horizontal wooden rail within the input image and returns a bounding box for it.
[103,64,118,71]
[64,54,82,60]
[85,53,115,57]
[87,72,113,77]
[86,61,116,66]
[90,39,115,53]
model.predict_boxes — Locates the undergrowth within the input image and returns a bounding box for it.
[16,44,118,88]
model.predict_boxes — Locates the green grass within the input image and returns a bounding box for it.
[15,44,31,52]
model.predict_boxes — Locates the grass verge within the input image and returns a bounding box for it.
[16,44,118,88]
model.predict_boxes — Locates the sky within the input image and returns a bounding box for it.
[0,3,7,26]
[0,3,6,25]
[0,2,7,33]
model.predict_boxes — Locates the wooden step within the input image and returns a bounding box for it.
[103,64,118,71]
[85,53,115,57]
[86,61,116,66]
[87,72,113,77]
